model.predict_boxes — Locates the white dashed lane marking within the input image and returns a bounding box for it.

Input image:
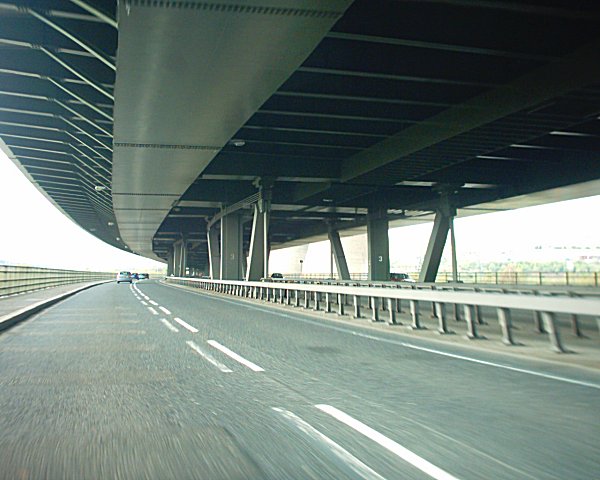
[207,340,264,372]
[174,317,199,333]
[315,405,460,480]
[272,407,386,480]
[160,318,179,333]
[148,307,159,315]
[158,306,171,315]
[186,341,232,373]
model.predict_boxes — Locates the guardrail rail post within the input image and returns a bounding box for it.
[387,298,398,325]
[325,292,332,313]
[353,295,361,318]
[313,291,320,311]
[436,302,451,334]
[541,311,567,353]
[497,307,516,345]
[337,293,345,316]
[464,305,483,339]
[304,290,310,309]
[371,297,379,322]
[410,300,421,329]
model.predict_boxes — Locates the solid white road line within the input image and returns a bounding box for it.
[160,318,179,333]
[272,407,386,480]
[207,340,264,372]
[140,301,148,306]
[174,317,199,333]
[148,307,159,315]
[149,300,158,306]
[158,306,171,315]
[186,341,233,373]
[315,405,460,480]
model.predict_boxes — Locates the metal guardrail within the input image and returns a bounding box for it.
[0,265,114,297]
[281,271,600,286]
[165,276,600,353]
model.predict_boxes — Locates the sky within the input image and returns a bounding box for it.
[1,149,599,274]
[0,150,165,272]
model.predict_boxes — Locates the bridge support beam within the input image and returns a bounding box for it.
[246,204,269,281]
[367,207,389,281]
[172,238,188,277]
[220,213,243,280]
[328,229,351,280]
[166,247,174,276]
[207,227,221,280]
[419,197,457,283]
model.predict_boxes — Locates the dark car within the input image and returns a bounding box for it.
[270,273,284,279]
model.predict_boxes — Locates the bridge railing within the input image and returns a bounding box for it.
[165,276,600,354]
[0,265,114,297]
[280,271,600,286]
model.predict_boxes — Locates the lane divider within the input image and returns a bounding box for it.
[186,341,233,373]
[174,317,199,333]
[148,307,159,315]
[149,300,158,306]
[315,404,460,480]
[140,301,148,306]
[158,306,171,315]
[272,407,386,480]
[207,340,265,372]
[160,318,179,332]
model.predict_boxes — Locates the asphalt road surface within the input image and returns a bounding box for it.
[1,280,599,480]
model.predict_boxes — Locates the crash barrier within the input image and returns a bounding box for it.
[165,276,600,353]
[281,271,600,287]
[0,265,114,297]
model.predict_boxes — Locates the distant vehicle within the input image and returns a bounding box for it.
[116,271,133,284]
[389,272,415,283]
[138,273,149,279]
[270,273,284,279]
[131,273,139,280]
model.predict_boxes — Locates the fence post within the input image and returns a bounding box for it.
[304,290,310,309]
[314,291,320,311]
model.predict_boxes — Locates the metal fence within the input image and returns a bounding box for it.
[281,271,599,286]
[0,265,115,297]
[166,276,600,353]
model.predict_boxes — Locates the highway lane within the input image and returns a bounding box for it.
[0,280,599,479]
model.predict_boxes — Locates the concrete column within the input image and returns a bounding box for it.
[328,229,351,280]
[220,213,243,280]
[419,209,453,283]
[166,247,174,276]
[180,239,188,276]
[172,240,182,276]
[207,227,221,280]
[367,207,389,281]
[246,204,269,281]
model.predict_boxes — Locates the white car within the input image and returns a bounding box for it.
[116,271,133,284]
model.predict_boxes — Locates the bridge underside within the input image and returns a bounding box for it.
[1,1,600,274]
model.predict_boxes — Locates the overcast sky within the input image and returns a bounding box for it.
[1,149,599,273]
